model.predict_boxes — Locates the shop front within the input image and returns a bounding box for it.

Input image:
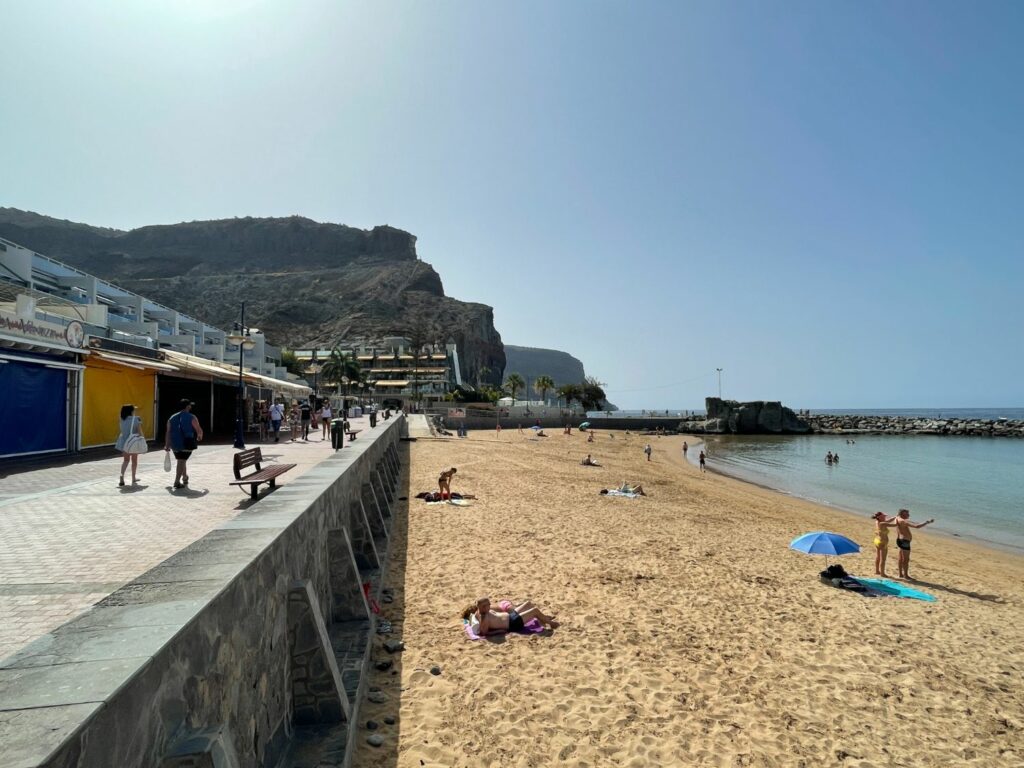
[79,350,178,448]
[0,309,87,458]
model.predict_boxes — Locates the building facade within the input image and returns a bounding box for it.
[295,337,462,410]
[0,237,308,458]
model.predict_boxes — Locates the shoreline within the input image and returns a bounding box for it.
[668,433,1024,561]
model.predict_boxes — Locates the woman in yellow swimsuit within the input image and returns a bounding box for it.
[872,511,895,577]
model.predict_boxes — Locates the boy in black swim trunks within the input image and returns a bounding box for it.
[468,597,559,634]
[885,508,935,579]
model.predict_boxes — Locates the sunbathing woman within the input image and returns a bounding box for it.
[461,597,559,633]
[619,481,646,496]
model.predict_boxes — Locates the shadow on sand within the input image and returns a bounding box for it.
[906,578,1004,603]
[352,443,410,767]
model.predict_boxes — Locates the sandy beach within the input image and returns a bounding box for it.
[352,428,1024,768]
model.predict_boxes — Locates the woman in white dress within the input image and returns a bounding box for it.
[115,404,144,486]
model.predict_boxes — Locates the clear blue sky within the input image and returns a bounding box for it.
[2,1,1022,409]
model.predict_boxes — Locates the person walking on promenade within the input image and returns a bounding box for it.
[288,401,301,442]
[269,399,284,442]
[164,399,203,490]
[258,401,270,442]
[644,443,652,462]
[320,400,332,440]
[886,509,935,579]
[115,404,144,486]
[300,399,312,441]
[699,450,707,473]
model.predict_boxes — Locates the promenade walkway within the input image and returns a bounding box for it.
[0,418,371,662]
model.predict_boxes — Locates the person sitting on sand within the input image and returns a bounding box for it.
[581,454,601,467]
[462,597,559,634]
[872,511,896,576]
[884,508,935,579]
[438,467,457,498]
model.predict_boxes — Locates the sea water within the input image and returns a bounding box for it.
[691,433,1024,551]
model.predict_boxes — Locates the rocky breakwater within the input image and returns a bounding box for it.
[692,398,810,434]
[807,414,1024,437]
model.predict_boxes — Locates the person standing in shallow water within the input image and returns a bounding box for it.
[699,450,706,473]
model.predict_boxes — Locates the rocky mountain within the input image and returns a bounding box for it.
[503,345,586,388]
[503,345,617,409]
[0,208,505,386]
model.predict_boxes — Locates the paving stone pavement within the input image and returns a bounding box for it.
[0,420,371,662]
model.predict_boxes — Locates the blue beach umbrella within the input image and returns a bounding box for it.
[530,425,542,431]
[789,531,860,567]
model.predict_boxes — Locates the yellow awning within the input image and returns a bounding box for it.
[93,350,178,371]
[374,380,409,387]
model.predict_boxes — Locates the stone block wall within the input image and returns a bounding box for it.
[0,418,404,768]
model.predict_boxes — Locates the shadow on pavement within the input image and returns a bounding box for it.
[164,487,211,499]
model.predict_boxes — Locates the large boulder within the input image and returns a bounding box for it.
[703,398,809,434]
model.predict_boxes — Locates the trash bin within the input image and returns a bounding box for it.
[369,410,377,428]
[331,418,345,450]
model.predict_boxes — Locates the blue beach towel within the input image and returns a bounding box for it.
[856,578,937,602]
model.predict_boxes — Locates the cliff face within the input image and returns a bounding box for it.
[0,208,504,385]
[503,345,586,388]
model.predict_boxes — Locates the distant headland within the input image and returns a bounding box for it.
[680,398,1024,438]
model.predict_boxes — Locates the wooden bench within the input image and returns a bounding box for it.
[346,428,362,441]
[229,447,297,499]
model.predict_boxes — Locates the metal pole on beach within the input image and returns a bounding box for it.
[716,368,723,399]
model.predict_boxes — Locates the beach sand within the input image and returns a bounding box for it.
[351,428,1024,767]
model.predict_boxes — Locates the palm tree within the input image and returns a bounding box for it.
[504,373,525,406]
[557,383,582,411]
[534,375,555,406]
[321,347,362,395]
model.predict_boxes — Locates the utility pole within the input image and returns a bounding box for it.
[716,368,723,399]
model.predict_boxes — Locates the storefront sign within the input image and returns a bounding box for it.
[0,309,86,349]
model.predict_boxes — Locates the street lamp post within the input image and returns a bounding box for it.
[305,350,322,407]
[227,303,257,449]
[716,368,723,399]
[341,376,349,415]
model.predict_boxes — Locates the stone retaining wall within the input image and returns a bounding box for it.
[0,417,405,768]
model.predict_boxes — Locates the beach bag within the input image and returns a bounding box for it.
[124,434,148,455]
[163,452,172,472]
